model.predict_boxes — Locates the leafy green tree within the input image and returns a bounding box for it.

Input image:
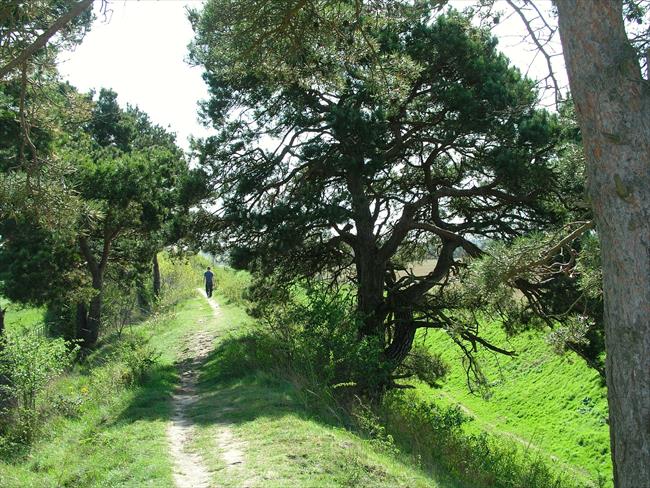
[0,1,94,228]
[0,0,94,79]
[191,8,567,388]
[0,88,192,347]
[69,89,191,347]
[452,103,605,378]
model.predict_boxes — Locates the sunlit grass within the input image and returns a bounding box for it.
[417,320,611,485]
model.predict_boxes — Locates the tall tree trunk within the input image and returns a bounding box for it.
[152,252,161,298]
[84,288,102,347]
[355,249,386,337]
[347,170,386,338]
[0,307,13,412]
[555,2,650,486]
[76,302,88,344]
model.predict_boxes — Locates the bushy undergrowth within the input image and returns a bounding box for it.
[262,285,391,396]
[213,266,251,305]
[0,331,157,456]
[157,252,209,309]
[0,331,77,445]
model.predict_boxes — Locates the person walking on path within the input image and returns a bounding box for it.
[204,267,214,298]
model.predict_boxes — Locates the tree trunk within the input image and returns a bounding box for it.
[347,170,386,338]
[384,308,416,365]
[77,278,103,349]
[153,252,161,298]
[555,2,650,486]
[0,307,5,336]
[76,302,88,343]
[78,235,113,349]
[84,289,102,347]
[355,244,386,337]
[0,306,13,413]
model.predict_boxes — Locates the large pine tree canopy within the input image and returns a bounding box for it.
[189,6,591,387]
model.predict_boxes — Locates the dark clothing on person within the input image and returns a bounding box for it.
[204,270,214,298]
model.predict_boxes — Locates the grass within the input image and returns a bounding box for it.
[0,289,454,487]
[417,320,611,486]
[0,298,45,334]
[0,273,611,487]
[0,294,212,487]
[186,296,455,488]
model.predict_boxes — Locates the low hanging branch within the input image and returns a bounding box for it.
[504,220,594,282]
[0,0,95,79]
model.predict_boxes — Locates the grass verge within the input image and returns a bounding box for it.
[417,320,611,486]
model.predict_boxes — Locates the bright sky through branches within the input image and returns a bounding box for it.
[57,0,566,152]
[58,0,210,151]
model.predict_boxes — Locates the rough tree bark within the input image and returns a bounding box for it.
[75,302,88,343]
[0,306,5,336]
[347,170,388,337]
[384,308,416,364]
[554,1,650,486]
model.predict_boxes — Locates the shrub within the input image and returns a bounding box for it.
[213,267,251,305]
[0,330,77,443]
[0,331,77,412]
[157,252,206,309]
[263,284,390,396]
[117,337,161,386]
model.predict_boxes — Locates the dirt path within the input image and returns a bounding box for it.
[200,290,249,484]
[167,289,248,488]
[167,291,217,488]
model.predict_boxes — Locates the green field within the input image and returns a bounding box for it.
[417,321,611,485]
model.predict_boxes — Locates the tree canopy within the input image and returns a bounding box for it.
[190,6,577,386]
[0,87,193,347]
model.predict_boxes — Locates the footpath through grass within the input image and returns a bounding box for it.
[0,295,213,487]
[418,321,611,486]
[186,295,454,488]
[0,290,455,487]
[3,280,604,487]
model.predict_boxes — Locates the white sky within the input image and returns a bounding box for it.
[57,0,566,152]
[57,0,210,151]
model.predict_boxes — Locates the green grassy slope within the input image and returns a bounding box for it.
[0,291,456,487]
[417,321,611,485]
